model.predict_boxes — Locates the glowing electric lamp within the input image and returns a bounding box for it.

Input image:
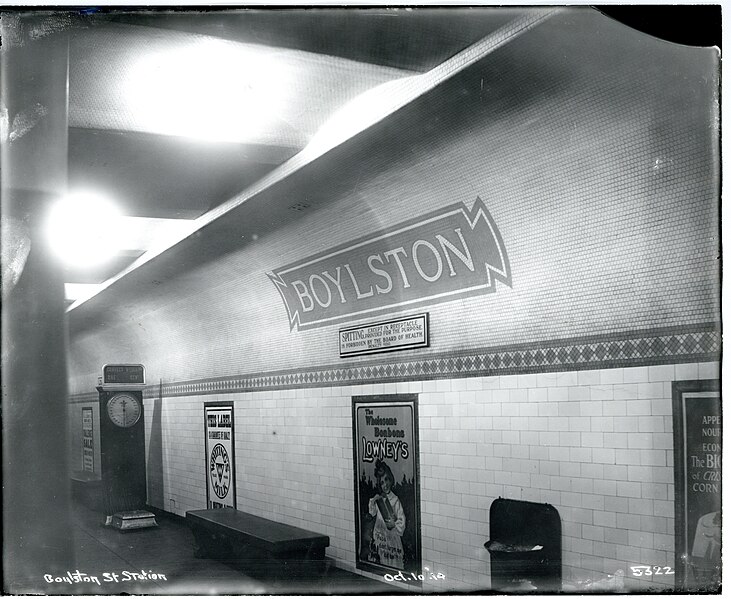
[125,40,286,144]
[45,191,123,267]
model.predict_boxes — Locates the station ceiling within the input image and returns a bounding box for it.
[55,7,526,305]
[6,7,714,316]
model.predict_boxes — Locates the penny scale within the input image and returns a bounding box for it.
[97,364,157,531]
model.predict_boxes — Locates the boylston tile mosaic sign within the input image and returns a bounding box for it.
[268,197,511,330]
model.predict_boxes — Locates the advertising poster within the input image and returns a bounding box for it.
[82,408,94,472]
[353,395,421,582]
[204,402,236,509]
[673,381,721,592]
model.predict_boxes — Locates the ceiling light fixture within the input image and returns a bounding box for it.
[45,191,123,267]
[126,38,287,144]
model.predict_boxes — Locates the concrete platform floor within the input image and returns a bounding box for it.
[7,501,398,595]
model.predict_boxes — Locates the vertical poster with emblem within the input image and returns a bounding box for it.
[673,380,721,592]
[353,395,421,581]
[82,407,94,472]
[204,402,236,509]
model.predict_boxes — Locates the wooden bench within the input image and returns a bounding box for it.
[186,508,330,577]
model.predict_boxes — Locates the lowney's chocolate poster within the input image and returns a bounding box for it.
[353,395,421,580]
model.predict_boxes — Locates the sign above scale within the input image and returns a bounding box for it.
[103,364,145,385]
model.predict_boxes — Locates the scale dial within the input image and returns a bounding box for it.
[106,393,141,428]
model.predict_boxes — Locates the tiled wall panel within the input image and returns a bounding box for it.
[123,362,717,592]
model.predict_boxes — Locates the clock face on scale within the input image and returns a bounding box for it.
[106,393,142,428]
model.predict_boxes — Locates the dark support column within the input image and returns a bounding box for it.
[1,14,74,592]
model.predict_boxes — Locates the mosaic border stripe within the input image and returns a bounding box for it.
[131,323,719,399]
[70,392,101,404]
[68,323,720,403]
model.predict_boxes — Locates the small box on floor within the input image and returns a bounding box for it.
[110,510,158,531]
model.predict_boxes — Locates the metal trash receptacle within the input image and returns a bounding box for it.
[485,498,561,592]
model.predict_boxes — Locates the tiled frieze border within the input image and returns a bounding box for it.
[71,392,102,403]
[68,323,720,403]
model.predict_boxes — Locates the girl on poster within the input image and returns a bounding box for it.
[368,460,405,569]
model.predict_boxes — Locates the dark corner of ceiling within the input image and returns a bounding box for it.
[595,5,721,49]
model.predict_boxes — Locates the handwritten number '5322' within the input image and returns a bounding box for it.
[630,566,674,576]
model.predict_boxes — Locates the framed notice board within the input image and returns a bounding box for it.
[352,394,422,583]
[672,379,721,592]
[204,402,236,509]
[82,407,94,472]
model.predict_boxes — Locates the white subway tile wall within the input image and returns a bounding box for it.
[134,363,717,592]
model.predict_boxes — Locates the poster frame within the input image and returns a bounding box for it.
[672,378,721,591]
[352,393,422,583]
[204,401,237,510]
[81,407,94,473]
